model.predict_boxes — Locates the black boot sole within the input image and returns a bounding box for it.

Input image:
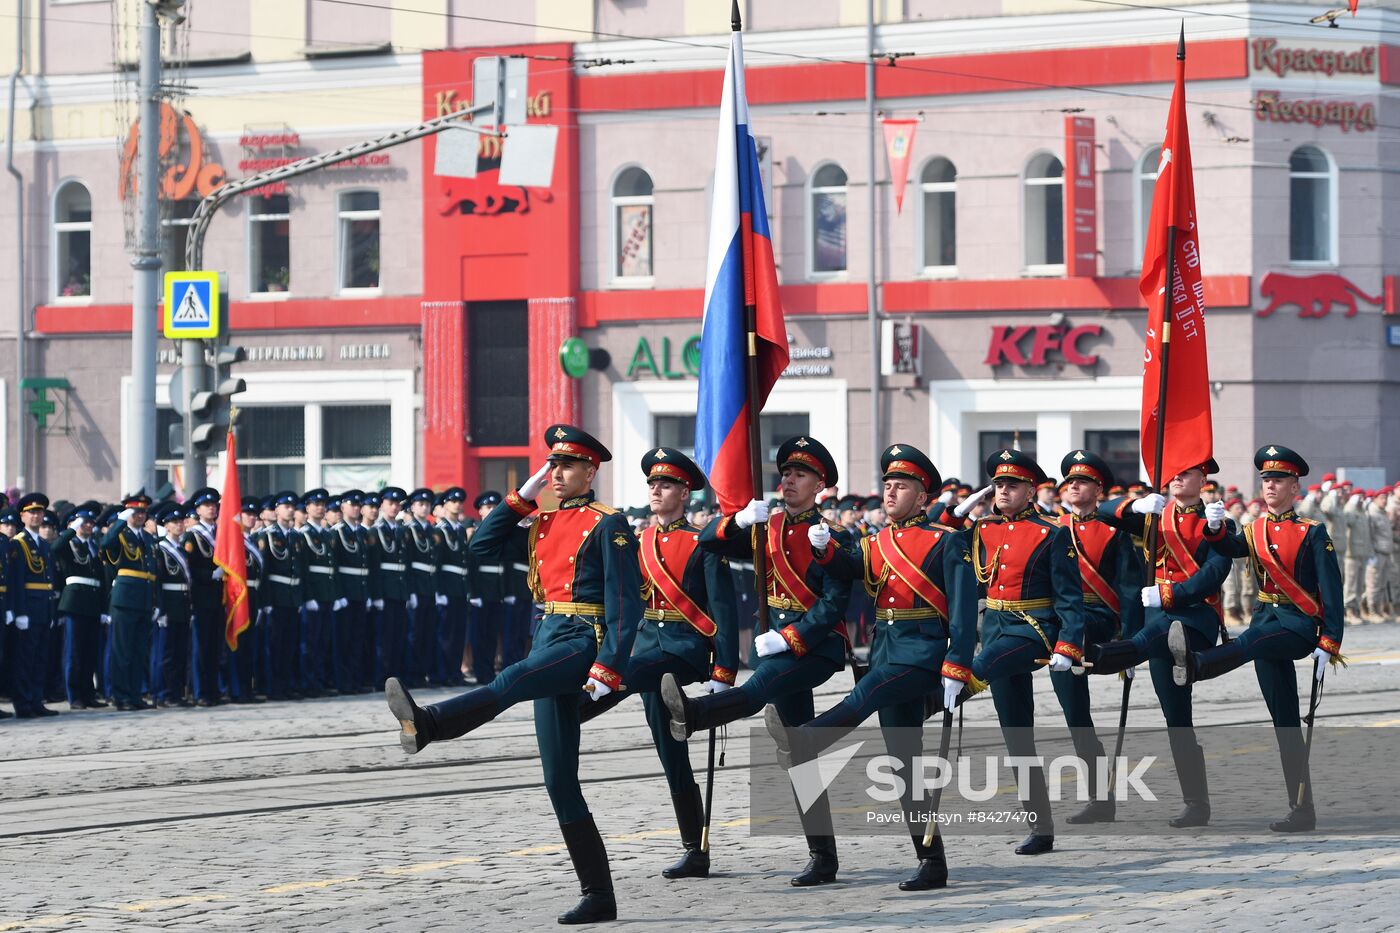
[1014,836,1055,855]
[557,893,617,925]
[1168,620,1190,687]
[790,872,838,887]
[660,852,710,879]
[385,677,427,754]
[764,705,792,769]
[661,674,690,742]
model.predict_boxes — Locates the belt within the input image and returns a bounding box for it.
[308,566,335,575]
[478,565,503,574]
[248,580,260,589]
[411,562,437,573]
[512,562,529,573]
[985,597,1053,612]
[542,600,605,617]
[65,576,102,588]
[877,607,942,622]
[268,574,300,586]
[1258,591,1315,607]
[1083,593,1105,605]
[118,569,156,581]
[767,595,811,612]
[0,585,7,592]
[379,562,406,572]
[643,608,690,623]
[24,582,52,591]
[439,565,468,575]
[162,583,189,592]
[338,567,369,576]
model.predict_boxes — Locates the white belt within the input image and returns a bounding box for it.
[411,562,437,573]
[338,567,369,576]
[512,562,529,573]
[309,565,335,575]
[269,574,299,586]
[248,580,260,589]
[440,565,468,575]
[380,562,406,572]
[162,583,189,592]
[65,576,101,587]
[478,565,503,574]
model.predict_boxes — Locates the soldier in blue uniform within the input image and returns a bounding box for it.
[330,490,372,694]
[578,447,739,880]
[296,489,336,697]
[153,502,194,707]
[1052,450,1146,824]
[769,444,975,891]
[230,496,265,703]
[55,502,108,709]
[1169,445,1345,832]
[940,450,1087,855]
[6,494,59,717]
[662,435,854,887]
[371,487,410,685]
[0,508,11,718]
[101,492,158,712]
[258,492,304,700]
[1085,459,1235,828]
[468,490,508,684]
[181,488,224,707]
[433,487,471,687]
[404,487,440,687]
[385,425,642,925]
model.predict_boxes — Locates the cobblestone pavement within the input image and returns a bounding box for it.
[3,621,1400,931]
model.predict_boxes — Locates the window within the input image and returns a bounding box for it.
[978,431,1038,468]
[480,458,529,500]
[161,200,199,276]
[920,157,957,273]
[322,404,391,489]
[53,181,92,299]
[469,301,529,446]
[1023,153,1064,273]
[248,194,291,294]
[611,166,653,282]
[338,190,381,292]
[1289,146,1334,265]
[1133,146,1161,270]
[809,163,847,275]
[1084,430,1142,488]
[235,406,306,492]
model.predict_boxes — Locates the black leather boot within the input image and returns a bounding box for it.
[1270,728,1316,832]
[662,673,752,740]
[899,829,948,891]
[1087,639,1140,676]
[764,704,824,770]
[1170,620,1249,686]
[790,835,838,886]
[1168,735,1211,828]
[1066,737,1115,824]
[385,678,497,754]
[577,687,627,725]
[661,786,710,879]
[558,816,617,925]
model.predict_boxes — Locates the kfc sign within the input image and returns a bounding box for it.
[984,323,1104,367]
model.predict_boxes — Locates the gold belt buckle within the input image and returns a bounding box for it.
[884,608,896,621]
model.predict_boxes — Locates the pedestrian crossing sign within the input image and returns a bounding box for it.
[163,271,220,339]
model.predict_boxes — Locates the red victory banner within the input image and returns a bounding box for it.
[214,427,251,650]
[882,119,918,214]
[1139,29,1213,489]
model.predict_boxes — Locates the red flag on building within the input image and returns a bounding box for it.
[1139,30,1212,488]
[214,428,251,650]
[882,119,918,214]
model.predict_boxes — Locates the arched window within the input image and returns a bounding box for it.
[920,157,956,273]
[338,190,381,292]
[1133,146,1162,269]
[1023,153,1064,272]
[1289,146,1335,264]
[53,181,92,299]
[808,162,847,275]
[611,166,653,281]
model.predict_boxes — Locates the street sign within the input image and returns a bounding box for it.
[559,337,590,379]
[164,271,220,339]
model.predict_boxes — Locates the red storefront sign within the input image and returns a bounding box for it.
[1063,116,1097,278]
[984,323,1104,367]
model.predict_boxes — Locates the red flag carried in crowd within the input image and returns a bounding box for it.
[1139,29,1212,488]
[1350,1,1360,15]
[214,427,251,650]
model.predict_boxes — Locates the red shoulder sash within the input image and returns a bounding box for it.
[639,527,717,637]
[873,527,948,618]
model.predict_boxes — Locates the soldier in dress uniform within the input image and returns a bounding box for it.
[102,493,158,712]
[1036,478,1063,516]
[1169,446,1344,832]
[234,496,266,702]
[385,425,642,925]
[330,490,371,694]
[360,492,383,686]
[153,502,194,708]
[663,435,855,887]
[1052,450,1146,824]
[181,488,224,707]
[1085,460,1235,828]
[296,489,336,697]
[404,487,440,688]
[259,492,304,700]
[578,447,739,880]
[938,450,1086,855]
[433,487,471,688]
[468,491,508,685]
[769,444,973,891]
[6,494,59,717]
[503,530,534,668]
[371,487,410,685]
[55,502,108,709]
[0,507,10,718]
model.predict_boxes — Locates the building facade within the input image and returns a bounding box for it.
[1,0,1397,504]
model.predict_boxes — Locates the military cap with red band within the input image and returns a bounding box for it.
[984,448,1047,485]
[640,446,707,491]
[777,435,839,488]
[1254,444,1309,479]
[1060,449,1115,490]
[544,423,612,467]
[880,443,941,492]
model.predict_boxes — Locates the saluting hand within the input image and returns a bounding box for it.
[954,485,992,519]
[519,462,553,501]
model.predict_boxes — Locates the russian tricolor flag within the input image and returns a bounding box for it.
[695,25,789,516]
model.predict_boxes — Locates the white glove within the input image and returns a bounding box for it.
[152,608,161,622]
[1311,647,1331,681]
[1141,585,1162,608]
[469,597,483,608]
[212,568,224,581]
[504,595,517,606]
[585,677,612,701]
[1047,652,1073,672]
[941,676,963,711]
[118,508,135,522]
[1204,501,1226,531]
[100,614,111,626]
[704,679,733,694]
[333,598,348,611]
[1132,493,1167,515]
[4,611,11,625]
[373,599,384,610]
[365,599,374,611]
[519,461,552,501]
[754,629,789,657]
[304,599,320,612]
[1123,666,1136,681]
[68,516,85,531]
[156,614,168,629]
[938,489,955,505]
[15,615,28,631]
[406,594,418,611]
[808,522,831,551]
[435,593,448,607]
[734,498,770,530]
[954,484,992,519]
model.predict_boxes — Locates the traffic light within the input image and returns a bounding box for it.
[190,344,246,452]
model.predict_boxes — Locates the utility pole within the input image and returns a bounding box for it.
[866,0,881,492]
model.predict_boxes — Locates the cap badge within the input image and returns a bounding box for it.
[1073,451,1085,461]
[654,449,667,459]
[889,445,902,456]
[554,428,568,440]
[1000,451,1013,461]
[794,437,810,448]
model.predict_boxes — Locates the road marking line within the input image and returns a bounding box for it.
[261,877,361,894]
[503,844,566,856]
[382,857,482,875]
[1368,718,1400,727]
[120,895,229,912]
[985,911,1095,932]
[0,916,86,931]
